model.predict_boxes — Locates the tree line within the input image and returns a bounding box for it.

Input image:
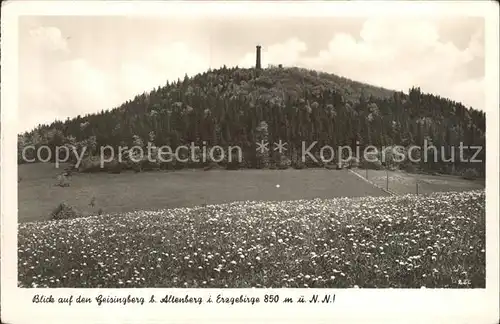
[17,65,486,176]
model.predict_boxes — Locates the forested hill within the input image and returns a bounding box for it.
[18,65,485,175]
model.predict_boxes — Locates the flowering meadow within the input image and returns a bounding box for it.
[18,190,485,288]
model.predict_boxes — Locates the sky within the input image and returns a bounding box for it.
[18,15,485,133]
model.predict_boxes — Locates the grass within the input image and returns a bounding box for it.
[18,190,485,288]
[351,168,485,195]
[18,163,388,223]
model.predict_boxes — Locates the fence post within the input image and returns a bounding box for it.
[416,179,419,195]
[386,169,389,191]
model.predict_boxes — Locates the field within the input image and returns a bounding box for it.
[18,163,486,224]
[17,163,486,288]
[351,168,485,195]
[18,163,388,223]
[18,190,485,288]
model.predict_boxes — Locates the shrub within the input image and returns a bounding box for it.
[107,159,125,174]
[79,155,102,173]
[304,153,324,168]
[382,145,406,170]
[225,151,241,170]
[292,160,305,169]
[388,165,398,171]
[462,168,479,180]
[277,155,291,170]
[402,161,416,173]
[55,174,70,187]
[323,159,339,170]
[226,160,240,170]
[126,158,145,172]
[159,158,179,171]
[325,164,337,170]
[141,158,161,172]
[360,159,383,170]
[204,161,221,171]
[289,150,306,169]
[51,202,82,220]
[346,157,359,169]
[89,197,96,208]
[255,76,274,88]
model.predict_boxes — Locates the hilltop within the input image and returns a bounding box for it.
[17,65,485,176]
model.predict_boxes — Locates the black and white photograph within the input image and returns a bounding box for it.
[1,1,499,323]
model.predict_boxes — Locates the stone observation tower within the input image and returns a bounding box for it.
[256,45,262,70]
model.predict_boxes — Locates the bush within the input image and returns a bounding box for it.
[388,165,398,171]
[323,159,340,170]
[79,155,103,173]
[360,159,383,170]
[402,161,416,173]
[226,158,240,170]
[64,164,75,176]
[221,150,241,170]
[204,161,221,171]
[141,158,161,172]
[51,202,83,220]
[304,153,325,168]
[110,163,124,174]
[55,174,71,187]
[291,160,305,169]
[160,158,179,171]
[345,157,359,169]
[277,156,291,170]
[104,158,125,174]
[462,168,479,180]
[255,76,274,88]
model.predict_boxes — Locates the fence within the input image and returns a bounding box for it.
[352,168,484,196]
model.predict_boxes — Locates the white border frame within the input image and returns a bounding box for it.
[1,1,499,323]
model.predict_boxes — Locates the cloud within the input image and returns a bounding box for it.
[238,38,308,68]
[20,26,119,131]
[20,57,119,131]
[19,18,485,132]
[237,18,485,110]
[321,18,484,109]
[19,28,210,132]
[28,26,71,56]
[120,41,211,95]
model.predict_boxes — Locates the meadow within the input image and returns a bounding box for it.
[18,163,485,224]
[18,163,388,223]
[18,190,485,288]
[351,168,485,195]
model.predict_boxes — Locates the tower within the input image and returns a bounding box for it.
[256,45,261,70]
